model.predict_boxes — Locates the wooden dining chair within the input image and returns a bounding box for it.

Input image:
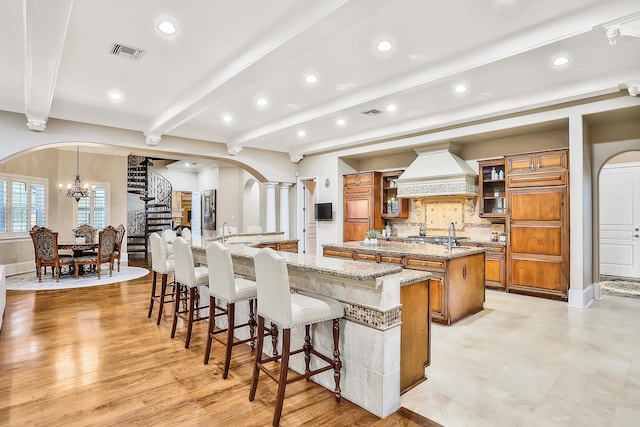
[74,226,118,279]
[30,227,74,282]
[73,224,98,243]
[113,224,126,272]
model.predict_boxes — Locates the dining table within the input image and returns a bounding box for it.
[58,241,99,257]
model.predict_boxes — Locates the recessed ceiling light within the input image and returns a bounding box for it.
[297,130,306,137]
[454,84,468,93]
[256,98,268,107]
[377,40,392,52]
[223,114,233,122]
[158,21,176,34]
[108,91,122,101]
[552,56,569,67]
[386,104,397,112]
[336,118,346,126]
[305,74,318,84]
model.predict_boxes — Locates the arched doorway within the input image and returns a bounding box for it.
[599,150,640,281]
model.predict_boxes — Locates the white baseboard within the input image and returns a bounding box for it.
[568,283,595,308]
[5,261,35,277]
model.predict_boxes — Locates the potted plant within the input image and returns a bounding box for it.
[366,229,380,245]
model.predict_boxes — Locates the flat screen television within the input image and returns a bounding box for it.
[314,202,333,221]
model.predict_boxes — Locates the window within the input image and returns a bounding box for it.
[0,174,48,238]
[75,185,108,229]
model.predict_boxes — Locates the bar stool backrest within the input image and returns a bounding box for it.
[173,237,196,287]
[254,248,292,328]
[205,241,236,301]
[150,233,172,274]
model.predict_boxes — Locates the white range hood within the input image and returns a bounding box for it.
[396,143,478,198]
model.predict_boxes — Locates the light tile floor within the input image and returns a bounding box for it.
[401,290,640,427]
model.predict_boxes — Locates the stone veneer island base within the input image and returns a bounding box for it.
[191,238,431,418]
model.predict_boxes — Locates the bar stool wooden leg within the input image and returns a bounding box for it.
[248,300,256,351]
[185,287,196,348]
[249,315,265,402]
[271,322,279,357]
[156,273,168,325]
[333,318,342,401]
[203,295,216,365]
[170,283,182,339]
[273,328,291,427]
[304,325,311,378]
[148,271,158,318]
[222,302,236,379]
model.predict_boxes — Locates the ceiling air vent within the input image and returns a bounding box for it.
[110,43,145,61]
[361,109,383,116]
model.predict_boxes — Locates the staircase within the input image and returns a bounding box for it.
[127,155,173,257]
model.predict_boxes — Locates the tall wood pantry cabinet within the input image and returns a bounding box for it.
[506,149,569,300]
[343,172,383,241]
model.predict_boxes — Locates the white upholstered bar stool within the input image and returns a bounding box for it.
[171,237,209,348]
[162,228,176,256]
[148,233,175,325]
[181,227,192,241]
[250,248,344,427]
[204,241,257,378]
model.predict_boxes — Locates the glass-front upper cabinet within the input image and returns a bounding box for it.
[478,159,506,218]
[381,171,408,219]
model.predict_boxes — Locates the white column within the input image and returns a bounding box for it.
[279,183,293,238]
[265,182,277,232]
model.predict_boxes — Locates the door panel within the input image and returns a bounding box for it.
[345,198,370,220]
[510,224,562,256]
[510,190,563,221]
[600,164,640,278]
[510,257,564,292]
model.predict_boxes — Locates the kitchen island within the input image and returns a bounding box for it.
[190,237,431,418]
[323,241,485,325]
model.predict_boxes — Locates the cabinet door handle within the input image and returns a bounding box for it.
[537,161,541,170]
[530,163,534,171]
[463,265,467,279]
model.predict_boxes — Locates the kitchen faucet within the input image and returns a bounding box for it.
[447,222,456,252]
[222,221,228,245]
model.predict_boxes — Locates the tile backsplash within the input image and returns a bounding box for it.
[386,197,494,240]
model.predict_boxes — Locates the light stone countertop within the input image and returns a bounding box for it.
[324,241,486,259]
[192,239,429,286]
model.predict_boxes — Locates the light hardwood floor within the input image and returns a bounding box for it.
[0,258,439,427]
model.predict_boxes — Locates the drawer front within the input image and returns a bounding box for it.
[406,258,445,271]
[345,186,373,196]
[356,252,377,262]
[536,151,567,171]
[507,171,566,188]
[278,242,298,251]
[323,248,354,259]
[380,255,403,264]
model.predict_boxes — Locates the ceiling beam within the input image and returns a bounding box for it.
[23,0,73,131]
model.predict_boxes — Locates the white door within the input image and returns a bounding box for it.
[599,163,640,278]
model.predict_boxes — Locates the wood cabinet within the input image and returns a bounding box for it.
[322,246,485,325]
[466,243,506,291]
[506,149,569,300]
[507,150,567,174]
[343,172,383,241]
[400,278,430,394]
[405,253,485,325]
[381,171,409,219]
[478,159,507,218]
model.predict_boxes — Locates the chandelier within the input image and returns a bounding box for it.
[58,146,95,202]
